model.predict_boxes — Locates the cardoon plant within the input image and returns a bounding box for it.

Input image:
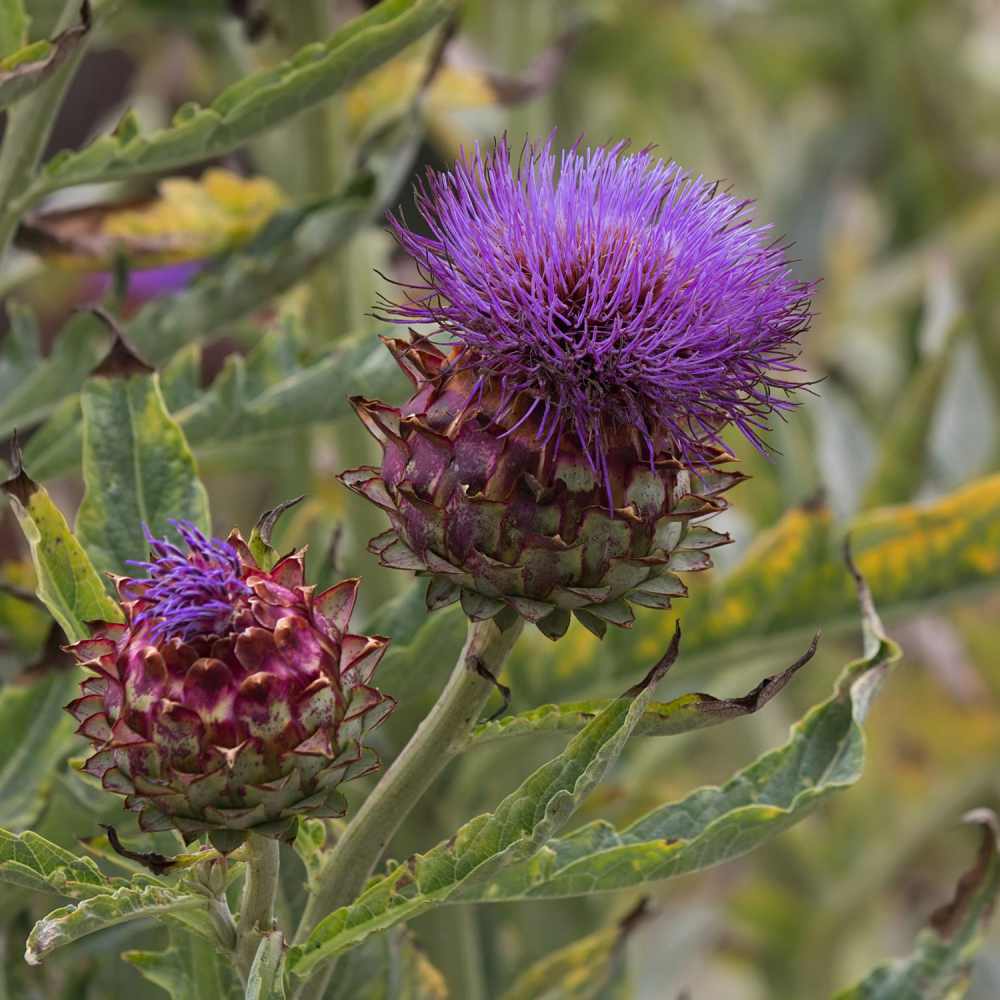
[2,2,994,995]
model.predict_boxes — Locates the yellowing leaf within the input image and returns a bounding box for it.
[27,168,286,269]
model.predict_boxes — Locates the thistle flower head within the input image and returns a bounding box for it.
[66,522,394,842]
[383,136,813,487]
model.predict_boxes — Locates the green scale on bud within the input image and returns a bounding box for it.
[340,338,743,639]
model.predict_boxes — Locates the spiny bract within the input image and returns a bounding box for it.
[66,521,394,843]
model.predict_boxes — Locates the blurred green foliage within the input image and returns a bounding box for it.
[1,0,999,997]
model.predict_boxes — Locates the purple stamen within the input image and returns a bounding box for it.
[126,520,250,643]
[380,136,815,493]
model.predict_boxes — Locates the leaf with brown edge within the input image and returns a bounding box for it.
[834,810,1000,999]
[249,495,305,570]
[444,557,899,906]
[0,1,91,112]
[466,632,819,749]
[286,626,683,977]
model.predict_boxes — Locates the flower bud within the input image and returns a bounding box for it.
[66,521,393,841]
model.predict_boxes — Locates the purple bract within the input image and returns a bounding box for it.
[383,136,814,490]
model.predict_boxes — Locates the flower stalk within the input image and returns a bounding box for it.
[293,616,524,948]
[235,833,281,980]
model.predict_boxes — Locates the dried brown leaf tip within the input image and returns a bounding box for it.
[87,309,154,378]
[2,430,37,507]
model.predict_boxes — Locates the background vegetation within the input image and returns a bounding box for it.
[1,1,999,997]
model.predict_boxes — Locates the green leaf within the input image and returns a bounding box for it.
[448,559,900,905]
[25,881,208,965]
[127,189,374,366]
[467,634,817,750]
[12,186,375,470]
[75,330,210,576]
[834,810,1000,999]
[246,931,286,1000]
[0,1,89,111]
[0,0,29,58]
[862,318,965,510]
[248,495,305,571]
[19,0,455,204]
[23,320,405,480]
[124,928,242,1000]
[500,901,650,1000]
[0,309,109,440]
[0,827,110,899]
[287,626,683,977]
[0,301,39,403]
[0,672,77,829]
[2,449,121,641]
[292,819,337,897]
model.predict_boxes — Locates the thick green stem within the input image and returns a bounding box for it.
[293,617,524,949]
[0,0,100,259]
[235,833,281,980]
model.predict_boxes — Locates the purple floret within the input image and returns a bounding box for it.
[382,136,814,488]
[127,520,250,643]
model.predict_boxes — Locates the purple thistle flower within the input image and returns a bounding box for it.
[126,520,250,643]
[382,136,814,491]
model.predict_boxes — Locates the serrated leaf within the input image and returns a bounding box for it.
[124,928,242,1000]
[17,0,454,206]
[2,454,121,641]
[0,672,78,829]
[500,901,649,1000]
[467,634,817,749]
[25,881,208,965]
[292,819,336,893]
[75,333,210,576]
[18,195,399,479]
[287,628,682,977]
[0,1,89,111]
[246,930,286,1000]
[0,827,110,899]
[447,563,899,905]
[834,811,1000,999]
